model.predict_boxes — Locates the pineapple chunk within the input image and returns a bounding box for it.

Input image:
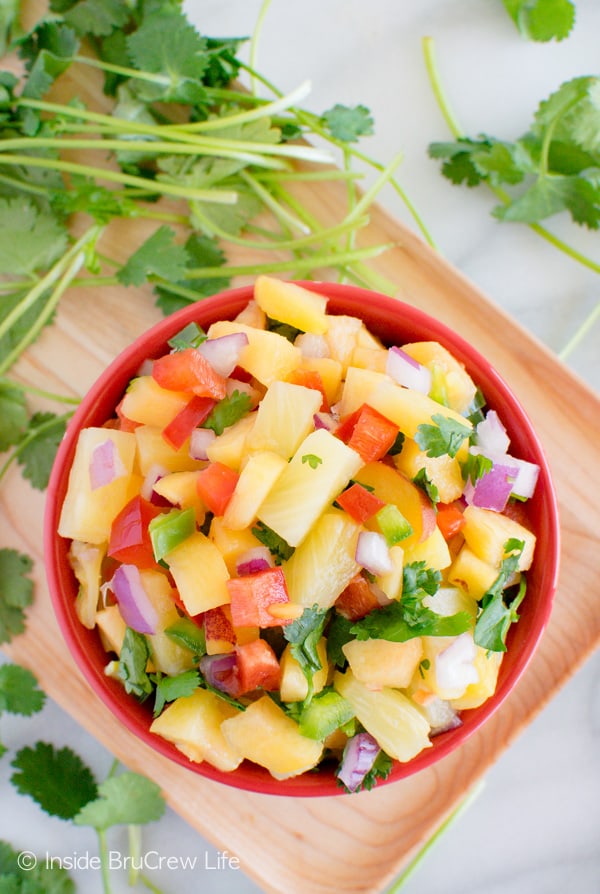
[96,604,127,656]
[394,437,466,503]
[254,276,329,334]
[324,315,362,373]
[297,357,343,405]
[462,505,536,570]
[338,366,391,418]
[246,381,321,459]
[119,376,189,427]
[351,346,388,374]
[207,320,301,386]
[140,569,195,675]
[280,638,329,702]
[208,518,264,575]
[150,689,243,772]
[223,451,287,530]
[447,545,499,600]
[221,694,323,778]
[257,429,363,547]
[402,526,451,571]
[402,342,477,414]
[420,632,479,700]
[366,380,472,440]
[153,471,206,524]
[206,413,255,471]
[284,509,361,608]
[234,299,266,328]
[376,544,404,600]
[69,540,106,629]
[165,531,230,614]
[134,425,202,475]
[59,428,137,543]
[423,585,478,621]
[342,638,423,689]
[334,669,431,762]
[450,648,503,710]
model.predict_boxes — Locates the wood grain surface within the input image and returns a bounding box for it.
[2,12,600,893]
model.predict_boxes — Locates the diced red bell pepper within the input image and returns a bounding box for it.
[152,348,227,400]
[161,395,216,450]
[204,605,237,651]
[334,406,363,443]
[196,462,239,516]
[436,501,467,541]
[334,573,381,621]
[107,495,163,568]
[336,482,386,524]
[235,639,280,694]
[347,404,399,463]
[227,567,291,628]
[287,368,330,412]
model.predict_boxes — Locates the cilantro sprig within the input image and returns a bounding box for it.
[474,538,527,651]
[0,663,45,756]
[502,0,576,43]
[0,549,34,645]
[283,605,329,704]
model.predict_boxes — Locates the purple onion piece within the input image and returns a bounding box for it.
[199,653,237,692]
[111,565,159,634]
[198,333,249,377]
[463,461,519,512]
[386,346,432,394]
[337,732,380,792]
[189,427,216,461]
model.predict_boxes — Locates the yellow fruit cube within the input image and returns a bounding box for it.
[59,428,137,543]
[401,342,477,414]
[153,471,206,524]
[119,376,189,428]
[297,357,343,405]
[366,380,472,441]
[342,638,423,689]
[246,381,321,459]
[338,366,391,418]
[254,275,329,334]
[208,518,264,575]
[234,298,266,329]
[134,425,203,475]
[207,320,301,386]
[223,451,287,530]
[140,569,195,675]
[376,544,404,600]
[165,531,230,614]
[257,429,363,547]
[284,509,361,608]
[280,638,329,702]
[205,413,255,471]
[402,526,451,571]
[462,505,536,570]
[447,545,499,600]
[334,669,431,762]
[324,315,362,373]
[150,689,243,772]
[69,540,106,630]
[394,437,466,503]
[350,345,388,374]
[221,695,323,778]
[450,648,503,710]
[96,604,127,656]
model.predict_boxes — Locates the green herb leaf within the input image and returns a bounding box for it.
[301,453,322,469]
[167,322,207,352]
[0,549,34,646]
[16,412,67,491]
[322,104,374,143]
[415,414,471,458]
[326,613,354,668]
[152,669,200,718]
[74,771,165,830]
[58,0,130,38]
[0,664,45,717]
[461,452,493,485]
[337,748,393,794]
[413,467,440,504]
[11,742,98,819]
[0,199,67,276]
[117,225,189,287]
[154,234,231,315]
[474,539,526,651]
[0,1,19,57]
[251,521,295,565]
[502,0,575,43]
[203,390,252,436]
[283,605,328,702]
[0,382,28,452]
[118,627,153,700]
[19,21,78,106]
[0,839,75,893]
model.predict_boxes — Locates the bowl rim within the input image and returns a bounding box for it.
[44,280,561,796]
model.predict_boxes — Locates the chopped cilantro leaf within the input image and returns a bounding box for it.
[502,0,575,43]
[151,669,200,718]
[0,549,34,646]
[0,381,28,452]
[283,605,328,703]
[415,414,471,458]
[203,390,252,436]
[266,317,302,343]
[251,522,294,565]
[462,452,493,485]
[322,104,374,143]
[59,0,130,38]
[167,322,207,352]
[475,539,526,652]
[0,199,67,277]
[413,467,440,503]
[117,226,189,288]
[387,431,405,456]
[74,771,165,830]
[118,627,153,700]
[326,613,354,668]
[10,742,98,820]
[418,658,431,679]
[301,453,322,469]
[16,412,67,491]
[154,234,231,316]
[0,664,46,717]
[337,748,393,794]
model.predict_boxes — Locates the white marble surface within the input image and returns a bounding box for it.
[2,1,599,892]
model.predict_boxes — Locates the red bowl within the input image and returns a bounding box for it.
[44,282,560,796]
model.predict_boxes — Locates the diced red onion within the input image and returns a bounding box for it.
[463,461,518,512]
[355,531,393,576]
[189,428,216,461]
[475,410,510,455]
[198,333,249,377]
[313,411,336,431]
[140,464,170,503]
[418,696,463,736]
[470,447,540,500]
[337,732,380,792]
[295,332,330,358]
[236,546,274,576]
[199,653,237,693]
[436,633,479,692]
[386,346,432,394]
[110,564,158,634]
[89,439,127,490]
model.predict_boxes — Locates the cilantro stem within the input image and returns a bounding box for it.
[240,169,309,234]
[421,37,463,140]
[558,299,600,360]
[344,150,405,226]
[0,410,74,484]
[0,154,238,204]
[255,168,364,182]
[250,0,274,96]
[0,378,81,405]
[96,829,113,894]
[0,172,49,197]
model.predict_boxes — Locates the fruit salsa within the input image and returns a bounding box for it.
[58,276,539,792]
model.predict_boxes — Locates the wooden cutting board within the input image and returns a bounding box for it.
[2,12,600,893]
